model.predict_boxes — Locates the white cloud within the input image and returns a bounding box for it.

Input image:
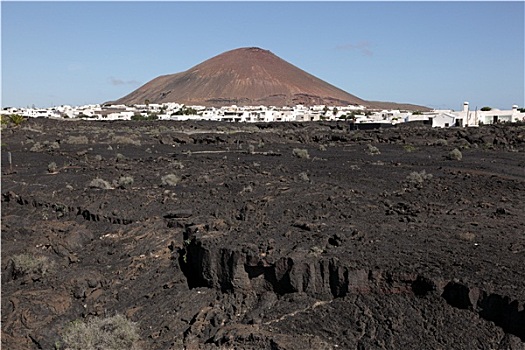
[335,41,373,57]
[108,77,140,86]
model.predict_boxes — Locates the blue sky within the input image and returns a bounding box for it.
[2,1,524,110]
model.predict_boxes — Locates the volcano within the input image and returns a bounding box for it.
[112,47,428,110]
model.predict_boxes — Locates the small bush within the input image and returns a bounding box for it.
[11,253,54,279]
[434,139,448,146]
[298,172,310,182]
[366,144,380,155]
[171,160,184,170]
[457,232,476,241]
[66,135,89,144]
[47,162,58,173]
[89,178,113,190]
[247,144,256,154]
[8,114,25,126]
[447,148,463,161]
[292,148,310,159]
[30,142,45,152]
[161,174,181,186]
[118,176,134,189]
[405,170,433,188]
[115,153,126,162]
[403,144,417,152]
[111,135,141,146]
[61,314,140,350]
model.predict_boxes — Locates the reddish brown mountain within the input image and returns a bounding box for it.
[111,47,429,110]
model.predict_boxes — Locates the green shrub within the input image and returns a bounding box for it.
[447,148,463,161]
[61,314,140,350]
[403,144,417,152]
[292,148,310,159]
[8,114,25,126]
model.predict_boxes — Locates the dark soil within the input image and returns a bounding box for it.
[2,119,525,349]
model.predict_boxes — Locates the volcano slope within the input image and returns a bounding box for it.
[1,119,525,349]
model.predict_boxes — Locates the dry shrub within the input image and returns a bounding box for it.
[366,144,381,155]
[405,170,433,187]
[161,174,181,186]
[457,232,476,241]
[292,148,310,159]
[111,135,141,146]
[11,253,54,279]
[61,314,140,350]
[89,178,112,190]
[66,135,89,144]
[118,176,134,189]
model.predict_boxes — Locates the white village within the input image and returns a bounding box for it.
[2,101,524,128]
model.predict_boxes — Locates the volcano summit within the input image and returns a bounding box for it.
[112,47,428,110]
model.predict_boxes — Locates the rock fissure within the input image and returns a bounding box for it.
[180,234,525,342]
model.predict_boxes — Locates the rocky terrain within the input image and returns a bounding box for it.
[2,118,524,349]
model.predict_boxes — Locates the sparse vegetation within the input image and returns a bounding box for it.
[403,144,417,152]
[480,106,492,111]
[405,170,433,188]
[131,113,158,121]
[111,135,141,146]
[434,139,448,146]
[447,148,463,161]
[457,231,476,242]
[172,160,184,169]
[298,172,310,182]
[292,148,310,159]
[47,162,58,173]
[8,114,26,126]
[117,176,134,189]
[66,135,89,144]
[61,314,140,350]
[89,177,113,189]
[115,153,126,162]
[11,253,54,279]
[366,144,381,155]
[30,142,45,152]
[172,106,198,116]
[161,174,181,186]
